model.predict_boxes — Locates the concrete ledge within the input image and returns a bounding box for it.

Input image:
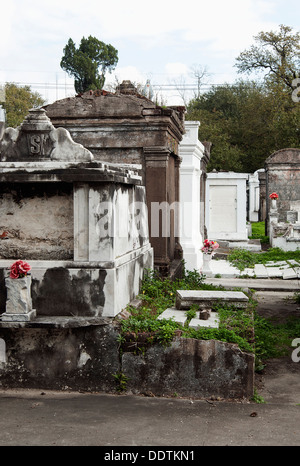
[206,277,300,292]
[0,316,111,328]
[122,337,254,399]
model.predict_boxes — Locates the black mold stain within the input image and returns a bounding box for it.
[0,182,72,205]
[34,267,107,317]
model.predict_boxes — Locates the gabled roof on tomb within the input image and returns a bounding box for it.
[265,148,300,166]
[43,80,185,135]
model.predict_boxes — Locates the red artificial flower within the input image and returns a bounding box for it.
[9,260,31,279]
[269,192,278,200]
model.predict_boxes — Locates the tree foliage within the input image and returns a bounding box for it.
[187,25,300,173]
[2,83,45,128]
[186,79,300,173]
[235,24,300,90]
[60,36,118,93]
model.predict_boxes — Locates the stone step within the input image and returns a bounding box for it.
[175,289,249,310]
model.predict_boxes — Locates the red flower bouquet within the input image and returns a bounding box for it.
[9,260,31,279]
[269,192,278,200]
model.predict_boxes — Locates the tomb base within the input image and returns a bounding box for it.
[1,309,36,322]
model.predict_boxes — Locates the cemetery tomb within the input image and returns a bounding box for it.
[44,81,185,276]
[206,172,248,242]
[0,108,153,319]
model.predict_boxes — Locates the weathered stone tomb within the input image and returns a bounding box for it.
[44,81,185,276]
[0,108,153,318]
[265,148,300,250]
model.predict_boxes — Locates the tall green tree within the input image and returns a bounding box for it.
[60,36,118,93]
[186,79,300,173]
[235,24,300,91]
[2,83,45,128]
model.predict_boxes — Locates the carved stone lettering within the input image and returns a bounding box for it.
[28,133,49,156]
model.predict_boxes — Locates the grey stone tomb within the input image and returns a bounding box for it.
[0,108,153,319]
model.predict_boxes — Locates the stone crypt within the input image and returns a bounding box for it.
[0,107,153,319]
[0,97,253,399]
[44,81,185,276]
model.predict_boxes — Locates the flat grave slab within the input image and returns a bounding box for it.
[189,312,219,329]
[157,308,187,326]
[176,289,249,310]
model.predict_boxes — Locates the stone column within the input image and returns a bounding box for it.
[144,147,171,273]
[179,121,204,271]
[74,183,89,261]
[2,275,36,322]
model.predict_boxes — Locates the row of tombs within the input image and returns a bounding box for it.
[0,81,299,397]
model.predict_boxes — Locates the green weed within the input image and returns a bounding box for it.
[228,247,300,271]
[249,221,269,244]
[112,371,130,392]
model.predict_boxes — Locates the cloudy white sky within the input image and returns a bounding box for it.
[0,0,299,105]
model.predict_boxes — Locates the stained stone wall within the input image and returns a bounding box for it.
[265,148,300,224]
[0,183,73,260]
[0,108,153,318]
[44,82,185,276]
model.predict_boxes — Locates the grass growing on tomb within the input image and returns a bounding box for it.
[118,264,300,369]
[119,266,256,353]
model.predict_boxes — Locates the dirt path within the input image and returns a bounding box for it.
[254,290,300,404]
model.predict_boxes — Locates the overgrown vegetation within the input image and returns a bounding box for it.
[249,221,269,244]
[228,247,300,271]
[254,314,300,366]
[117,263,300,373]
[118,266,254,354]
[186,25,300,173]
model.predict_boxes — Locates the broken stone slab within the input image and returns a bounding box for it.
[265,261,288,266]
[282,268,298,280]
[266,267,284,278]
[157,308,187,326]
[189,312,219,329]
[175,290,249,310]
[254,264,268,278]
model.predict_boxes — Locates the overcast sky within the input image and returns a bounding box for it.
[0,0,299,105]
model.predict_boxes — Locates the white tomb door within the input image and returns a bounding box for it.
[209,185,237,233]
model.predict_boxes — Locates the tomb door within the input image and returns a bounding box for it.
[209,185,237,233]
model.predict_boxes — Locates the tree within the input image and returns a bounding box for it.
[235,24,300,91]
[60,36,118,94]
[3,83,45,128]
[186,79,300,173]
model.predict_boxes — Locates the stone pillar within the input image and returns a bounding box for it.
[74,183,89,261]
[248,170,260,222]
[144,147,172,274]
[0,104,5,140]
[200,142,211,240]
[179,121,204,271]
[2,276,36,322]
